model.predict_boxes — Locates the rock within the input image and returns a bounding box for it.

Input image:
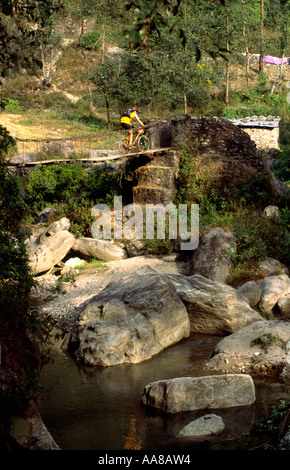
[258,274,290,314]
[273,178,290,199]
[70,270,190,366]
[263,205,280,222]
[40,139,74,157]
[177,414,225,438]
[166,274,263,335]
[9,400,60,450]
[25,217,71,257]
[9,152,38,164]
[132,150,179,205]
[206,319,290,378]
[46,217,70,235]
[61,257,87,274]
[279,430,290,450]
[72,237,128,261]
[170,115,280,200]
[29,230,75,275]
[125,239,146,257]
[145,120,172,149]
[141,374,256,413]
[277,295,290,316]
[237,281,261,307]
[33,207,56,224]
[189,227,236,283]
[258,257,289,277]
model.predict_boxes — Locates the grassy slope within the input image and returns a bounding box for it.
[2,37,290,149]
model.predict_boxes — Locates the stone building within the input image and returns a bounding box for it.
[229,116,281,153]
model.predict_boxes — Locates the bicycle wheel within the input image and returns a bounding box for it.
[137,135,150,152]
[119,138,128,154]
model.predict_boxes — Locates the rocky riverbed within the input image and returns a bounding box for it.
[16,211,289,450]
[32,253,290,380]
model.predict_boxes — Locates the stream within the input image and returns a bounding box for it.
[39,333,290,451]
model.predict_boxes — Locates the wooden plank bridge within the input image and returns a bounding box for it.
[8,147,172,168]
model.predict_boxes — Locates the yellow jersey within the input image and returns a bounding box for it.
[120,110,136,125]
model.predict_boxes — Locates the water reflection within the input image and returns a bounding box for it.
[39,334,289,451]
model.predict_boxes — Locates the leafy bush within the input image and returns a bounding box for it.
[254,400,290,450]
[176,145,274,214]
[0,127,51,410]
[270,148,290,184]
[80,31,101,50]
[4,98,23,113]
[25,163,121,235]
[176,143,289,286]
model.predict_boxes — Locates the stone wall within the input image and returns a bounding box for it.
[133,150,179,204]
[241,127,279,151]
[135,115,286,204]
[170,114,267,170]
[229,116,281,152]
[169,115,280,197]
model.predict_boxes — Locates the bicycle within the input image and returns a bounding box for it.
[118,127,150,154]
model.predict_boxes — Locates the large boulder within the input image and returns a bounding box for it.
[141,374,256,413]
[258,274,290,314]
[166,274,263,335]
[25,217,70,253]
[69,269,190,367]
[206,319,290,378]
[189,227,236,283]
[263,205,280,222]
[28,230,75,275]
[72,237,128,261]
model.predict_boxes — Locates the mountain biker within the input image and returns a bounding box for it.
[120,106,145,146]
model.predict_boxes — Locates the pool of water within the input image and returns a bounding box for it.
[39,333,290,451]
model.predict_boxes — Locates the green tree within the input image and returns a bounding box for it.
[61,0,125,113]
[0,1,62,96]
[266,0,290,93]
[90,58,121,123]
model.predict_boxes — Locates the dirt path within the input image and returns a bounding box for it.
[0,113,62,140]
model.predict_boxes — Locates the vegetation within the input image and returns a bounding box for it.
[1,0,290,121]
[252,400,290,450]
[0,127,51,444]
[174,139,289,285]
[24,163,121,236]
[250,333,287,350]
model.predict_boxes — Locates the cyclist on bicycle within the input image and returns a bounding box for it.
[120,106,145,146]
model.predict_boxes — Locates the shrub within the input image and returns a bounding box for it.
[80,31,101,50]
[176,145,274,215]
[176,143,289,286]
[0,127,51,412]
[25,163,121,234]
[270,148,290,184]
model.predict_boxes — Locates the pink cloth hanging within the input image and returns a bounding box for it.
[265,55,289,65]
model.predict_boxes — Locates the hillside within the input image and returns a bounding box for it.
[1,52,290,149]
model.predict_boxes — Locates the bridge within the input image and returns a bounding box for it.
[8,144,178,205]
[8,147,172,167]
